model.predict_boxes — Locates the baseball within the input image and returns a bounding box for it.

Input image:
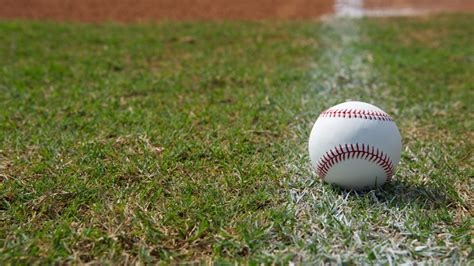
[308,101,402,190]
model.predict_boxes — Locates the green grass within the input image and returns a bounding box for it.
[0,15,472,264]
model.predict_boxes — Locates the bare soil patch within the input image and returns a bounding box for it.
[1,0,473,22]
[0,0,333,22]
[365,0,474,12]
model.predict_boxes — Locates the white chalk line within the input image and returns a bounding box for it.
[279,0,452,263]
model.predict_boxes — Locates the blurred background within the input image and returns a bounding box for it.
[1,0,473,22]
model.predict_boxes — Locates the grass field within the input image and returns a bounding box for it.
[0,15,473,264]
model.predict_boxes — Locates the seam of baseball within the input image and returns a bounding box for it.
[316,143,395,181]
[320,108,393,121]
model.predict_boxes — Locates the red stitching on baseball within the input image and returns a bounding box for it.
[316,143,394,180]
[319,109,393,121]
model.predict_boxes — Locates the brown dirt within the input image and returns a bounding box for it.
[365,0,474,12]
[0,0,334,22]
[0,0,472,22]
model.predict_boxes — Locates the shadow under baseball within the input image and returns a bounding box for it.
[330,179,453,210]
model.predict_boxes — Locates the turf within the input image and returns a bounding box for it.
[0,15,472,264]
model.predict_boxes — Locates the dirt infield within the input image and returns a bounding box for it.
[365,0,474,11]
[0,0,473,22]
[0,0,333,22]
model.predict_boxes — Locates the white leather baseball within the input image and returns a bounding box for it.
[308,101,402,190]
